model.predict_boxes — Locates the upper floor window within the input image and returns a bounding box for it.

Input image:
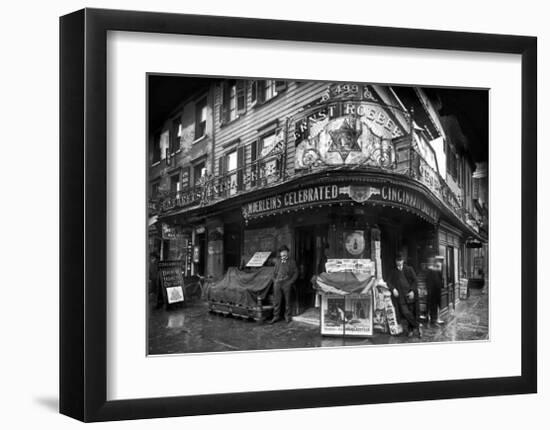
[219,147,245,196]
[170,118,182,154]
[219,80,246,125]
[193,161,207,186]
[195,97,207,139]
[151,134,161,164]
[169,172,180,194]
[251,80,287,105]
[151,180,160,199]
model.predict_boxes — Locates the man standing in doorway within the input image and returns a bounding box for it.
[426,255,445,326]
[388,253,422,338]
[269,245,298,324]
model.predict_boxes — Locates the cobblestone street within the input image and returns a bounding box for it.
[148,287,488,354]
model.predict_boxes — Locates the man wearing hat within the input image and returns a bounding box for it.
[269,245,298,324]
[426,255,445,326]
[388,253,422,338]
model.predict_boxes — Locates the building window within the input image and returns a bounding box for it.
[219,148,244,196]
[170,118,182,154]
[251,80,287,105]
[226,150,238,195]
[195,97,207,139]
[152,134,161,164]
[151,181,160,199]
[193,161,206,186]
[159,130,170,160]
[250,130,282,186]
[169,173,180,194]
[219,80,246,125]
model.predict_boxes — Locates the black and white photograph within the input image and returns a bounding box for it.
[147,77,489,354]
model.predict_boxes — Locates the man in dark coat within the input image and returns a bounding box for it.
[388,253,422,338]
[269,245,298,324]
[425,256,445,326]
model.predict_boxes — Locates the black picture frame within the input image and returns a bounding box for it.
[60,8,537,422]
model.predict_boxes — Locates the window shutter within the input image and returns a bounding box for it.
[250,81,258,105]
[237,146,245,191]
[236,80,247,114]
[250,140,258,187]
[257,80,266,103]
[275,80,287,93]
[219,82,229,125]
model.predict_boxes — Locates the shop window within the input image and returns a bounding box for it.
[195,97,207,139]
[219,80,246,125]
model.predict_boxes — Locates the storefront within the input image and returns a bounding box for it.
[154,81,487,324]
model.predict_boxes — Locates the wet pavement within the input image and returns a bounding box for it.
[148,288,488,355]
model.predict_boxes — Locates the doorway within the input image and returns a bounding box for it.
[223,223,242,270]
[294,225,319,313]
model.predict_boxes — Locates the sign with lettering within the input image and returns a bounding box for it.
[246,251,272,268]
[242,184,341,219]
[379,185,439,222]
[294,99,411,169]
[158,261,184,306]
[242,183,439,223]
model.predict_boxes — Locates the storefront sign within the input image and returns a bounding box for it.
[321,293,373,337]
[242,184,340,218]
[243,183,439,224]
[246,251,272,267]
[158,261,185,305]
[379,185,439,222]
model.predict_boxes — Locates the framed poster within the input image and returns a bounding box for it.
[60,8,536,422]
[321,293,373,337]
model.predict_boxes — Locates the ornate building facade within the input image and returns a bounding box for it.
[148,79,488,314]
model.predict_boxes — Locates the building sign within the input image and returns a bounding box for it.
[293,83,412,170]
[379,185,439,222]
[294,101,410,169]
[242,184,341,218]
[242,183,439,224]
[321,293,373,337]
[158,261,185,306]
[319,83,379,103]
[246,251,272,268]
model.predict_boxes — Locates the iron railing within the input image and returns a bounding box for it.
[152,135,470,226]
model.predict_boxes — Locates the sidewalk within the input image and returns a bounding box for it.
[148,288,488,354]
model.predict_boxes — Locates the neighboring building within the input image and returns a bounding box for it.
[149,79,488,314]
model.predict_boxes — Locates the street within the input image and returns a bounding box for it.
[148,288,488,355]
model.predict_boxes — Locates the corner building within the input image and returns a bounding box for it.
[149,80,488,316]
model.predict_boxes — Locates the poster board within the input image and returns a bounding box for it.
[320,293,373,337]
[246,251,272,268]
[158,260,185,307]
[325,258,374,275]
